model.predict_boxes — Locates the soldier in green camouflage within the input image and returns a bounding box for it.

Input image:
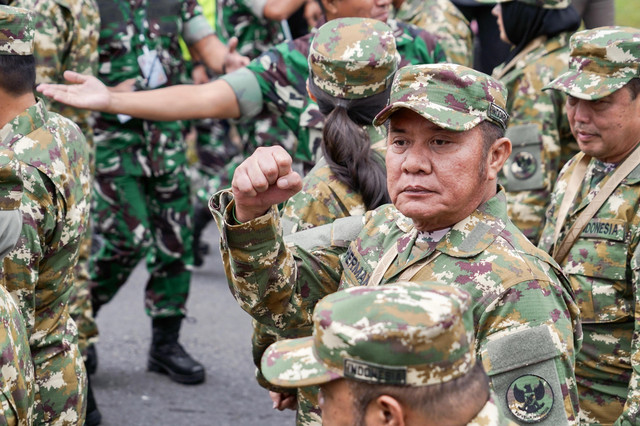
[208,63,582,424]
[477,0,581,244]
[393,0,474,67]
[539,26,640,425]
[0,6,91,425]
[0,150,35,426]
[262,282,515,426]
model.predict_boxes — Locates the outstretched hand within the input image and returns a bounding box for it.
[232,146,302,223]
[36,71,112,112]
[224,37,250,74]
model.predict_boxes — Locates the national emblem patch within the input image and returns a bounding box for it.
[506,374,553,423]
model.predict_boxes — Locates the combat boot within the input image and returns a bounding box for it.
[85,374,102,426]
[147,316,205,384]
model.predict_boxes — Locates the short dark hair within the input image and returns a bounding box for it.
[626,78,640,100]
[0,55,36,96]
[348,362,490,425]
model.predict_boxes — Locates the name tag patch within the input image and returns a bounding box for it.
[344,358,406,385]
[581,219,627,241]
[343,248,371,285]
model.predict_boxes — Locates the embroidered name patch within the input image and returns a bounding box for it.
[506,375,553,423]
[581,219,627,241]
[343,248,371,285]
[344,358,406,385]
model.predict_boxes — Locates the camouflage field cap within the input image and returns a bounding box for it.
[475,0,570,9]
[544,26,640,100]
[373,64,509,131]
[0,6,34,56]
[261,282,476,388]
[309,18,398,100]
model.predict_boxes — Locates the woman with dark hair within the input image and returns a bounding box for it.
[280,74,392,233]
[251,17,398,426]
[482,0,581,244]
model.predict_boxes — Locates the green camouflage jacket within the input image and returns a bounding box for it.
[215,0,283,59]
[94,0,213,176]
[212,188,582,425]
[0,100,91,425]
[495,32,577,244]
[220,18,446,179]
[14,0,99,149]
[393,0,473,67]
[539,149,640,425]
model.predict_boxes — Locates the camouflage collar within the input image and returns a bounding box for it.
[467,392,512,426]
[435,189,508,258]
[0,99,48,147]
[393,189,509,258]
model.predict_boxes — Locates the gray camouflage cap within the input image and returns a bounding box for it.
[0,6,34,56]
[475,0,570,9]
[309,18,398,100]
[261,282,475,388]
[373,63,509,131]
[544,26,640,100]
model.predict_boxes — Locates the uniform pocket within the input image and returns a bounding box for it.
[566,233,631,323]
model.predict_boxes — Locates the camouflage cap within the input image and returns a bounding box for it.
[0,6,34,56]
[261,282,476,388]
[544,26,640,100]
[373,63,509,131]
[475,0,570,9]
[309,18,398,100]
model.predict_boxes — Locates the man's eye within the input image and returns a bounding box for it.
[432,139,449,146]
[392,139,407,146]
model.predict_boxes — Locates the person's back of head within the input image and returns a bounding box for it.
[0,5,35,96]
[261,281,504,425]
[307,17,399,210]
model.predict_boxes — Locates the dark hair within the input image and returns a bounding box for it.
[0,54,36,96]
[348,362,490,425]
[310,78,392,210]
[626,78,640,100]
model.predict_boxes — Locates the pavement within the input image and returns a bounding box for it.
[90,223,294,426]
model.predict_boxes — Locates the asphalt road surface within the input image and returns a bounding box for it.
[91,223,294,426]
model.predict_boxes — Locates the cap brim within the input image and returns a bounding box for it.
[373,102,482,131]
[544,69,632,100]
[261,336,342,388]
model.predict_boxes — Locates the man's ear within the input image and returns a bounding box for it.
[486,136,512,180]
[365,395,405,426]
[306,80,317,102]
[320,0,337,17]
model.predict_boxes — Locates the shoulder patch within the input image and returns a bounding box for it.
[506,375,553,423]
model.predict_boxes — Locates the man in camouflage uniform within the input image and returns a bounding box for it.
[393,0,474,67]
[210,63,582,424]
[539,27,640,425]
[262,283,515,426]
[8,1,102,421]
[0,5,92,425]
[0,151,35,426]
[478,0,580,244]
[83,0,252,388]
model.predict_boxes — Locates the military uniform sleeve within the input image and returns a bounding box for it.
[617,244,640,425]
[476,278,582,425]
[210,190,346,329]
[181,0,216,45]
